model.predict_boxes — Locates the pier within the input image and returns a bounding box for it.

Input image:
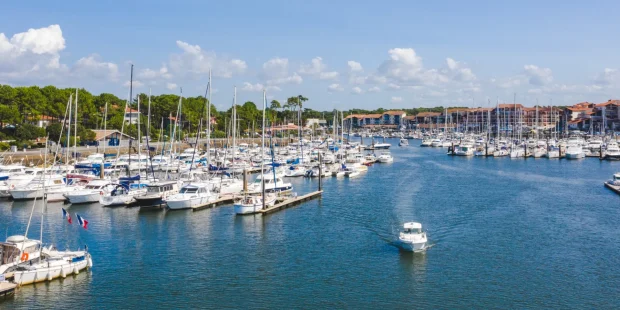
[0,281,17,297]
[192,197,236,211]
[259,190,323,214]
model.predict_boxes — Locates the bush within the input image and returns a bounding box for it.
[211,130,226,139]
[0,142,9,151]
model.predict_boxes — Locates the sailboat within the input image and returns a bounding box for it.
[2,151,92,285]
[234,90,277,215]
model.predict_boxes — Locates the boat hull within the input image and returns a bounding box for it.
[64,191,101,204]
[12,255,91,286]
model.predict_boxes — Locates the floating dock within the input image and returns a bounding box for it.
[192,196,236,211]
[0,281,17,297]
[259,191,323,214]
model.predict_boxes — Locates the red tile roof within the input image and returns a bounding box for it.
[416,112,441,117]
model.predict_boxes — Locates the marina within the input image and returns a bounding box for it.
[1,137,620,308]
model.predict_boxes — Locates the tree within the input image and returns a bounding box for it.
[46,123,63,142]
[270,100,281,111]
[15,123,45,141]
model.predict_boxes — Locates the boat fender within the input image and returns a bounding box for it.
[46,272,52,281]
[100,191,103,195]
[87,257,93,268]
[74,267,79,275]
[20,252,29,261]
[61,268,67,278]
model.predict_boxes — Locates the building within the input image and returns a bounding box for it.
[305,118,327,129]
[124,108,141,124]
[92,129,135,147]
[344,111,407,128]
[28,115,60,128]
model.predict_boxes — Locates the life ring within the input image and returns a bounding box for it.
[21,252,29,261]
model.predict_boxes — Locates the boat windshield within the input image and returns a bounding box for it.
[180,187,198,194]
[404,228,422,233]
[147,186,161,193]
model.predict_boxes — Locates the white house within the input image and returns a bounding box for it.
[124,108,141,124]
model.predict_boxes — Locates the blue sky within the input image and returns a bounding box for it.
[2,0,620,111]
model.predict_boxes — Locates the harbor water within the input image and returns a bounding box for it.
[2,138,620,308]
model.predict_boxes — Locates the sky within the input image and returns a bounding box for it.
[2,0,620,112]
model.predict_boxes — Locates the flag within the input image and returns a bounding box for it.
[76,214,88,230]
[62,208,72,224]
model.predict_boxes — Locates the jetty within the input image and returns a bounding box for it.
[0,281,17,297]
[192,196,236,211]
[259,191,322,214]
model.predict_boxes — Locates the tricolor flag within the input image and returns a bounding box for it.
[76,213,88,230]
[62,208,72,224]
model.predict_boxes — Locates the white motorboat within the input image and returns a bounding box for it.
[454,143,474,156]
[0,181,9,198]
[64,179,114,204]
[430,138,442,147]
[99,183,146,207]
[565,145,585,159]
[248,174,293,194]
[372,143,391,149]
[546,146,560,158]
[377,151,394,163]
[398,139,409,146]
[284,165,306,177]
[344,167,360,178]
[397,222,428,252]
[233,194,277,215]
[10,174,82,202]
[420,138,433,147]
[165,183,219,210]
[604,142,620,160]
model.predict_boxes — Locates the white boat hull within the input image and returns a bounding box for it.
[64,191,101,204]
[166,195,218,210]
[12,254,92,286]
[398,240,427,252]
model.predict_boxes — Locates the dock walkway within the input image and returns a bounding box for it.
[0,281,17,297]
[259,191,323,214]
[192,197,236,211]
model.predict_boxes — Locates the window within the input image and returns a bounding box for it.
[180,187,198,194]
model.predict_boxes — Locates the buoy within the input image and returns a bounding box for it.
[61,268,67,278]
[73,267,79,275]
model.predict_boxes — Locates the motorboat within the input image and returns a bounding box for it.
[64,179,115,204]
[165,183,219,210]
[397,222,428,252]
[420,138,433,147]
[134,181,180,207]
[344,167,360,178]
[0,181,10,198]
[0,235,43,275]
[565,144,585,159]
[233,193,277,215]
[377,152,394,163]
[604,172,620,193]
[284,165,306,177]
[546,146,560,158]
[398,138,408,146]
[10,174,83,202]
[99,183,146,207]
[454,143,474,156]
[372,142,391,149]
[604,142,620,160]
[248,174,292,194]
[430,139,442,147]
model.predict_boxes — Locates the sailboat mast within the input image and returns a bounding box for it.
[261,90,266,210]
[207,69,212,165]
[233,87,237,163]
[74,88,78,162]
[66,94,72,165]
[103,102,108,154]
[128,64,133,171]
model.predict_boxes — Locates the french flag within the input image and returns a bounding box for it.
[76,214,88,230]
[62,208,72,224]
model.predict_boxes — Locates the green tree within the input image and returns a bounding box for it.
[15,123,45,141]
[46,122,64,142]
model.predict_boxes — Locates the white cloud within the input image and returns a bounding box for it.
[241,82,281,92]
[166,82,178,90]
[351,86,364,94]
[368,86,380,92]
[299,56,339,80]
[347,60,363,72]
[328,83,344,92]
[124,80,144,88]
[169,40,247,78]
[0,24,68,82]
[138,65,172,80]
[387,83,401,90]
[594,68,619,86]
[260,57,303,85]
[523,64,553,86]
[319,71,339,80]
[444,58,476,82]
[391,96,403,103]
[378,48,425,82]
[72,54,119,80]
